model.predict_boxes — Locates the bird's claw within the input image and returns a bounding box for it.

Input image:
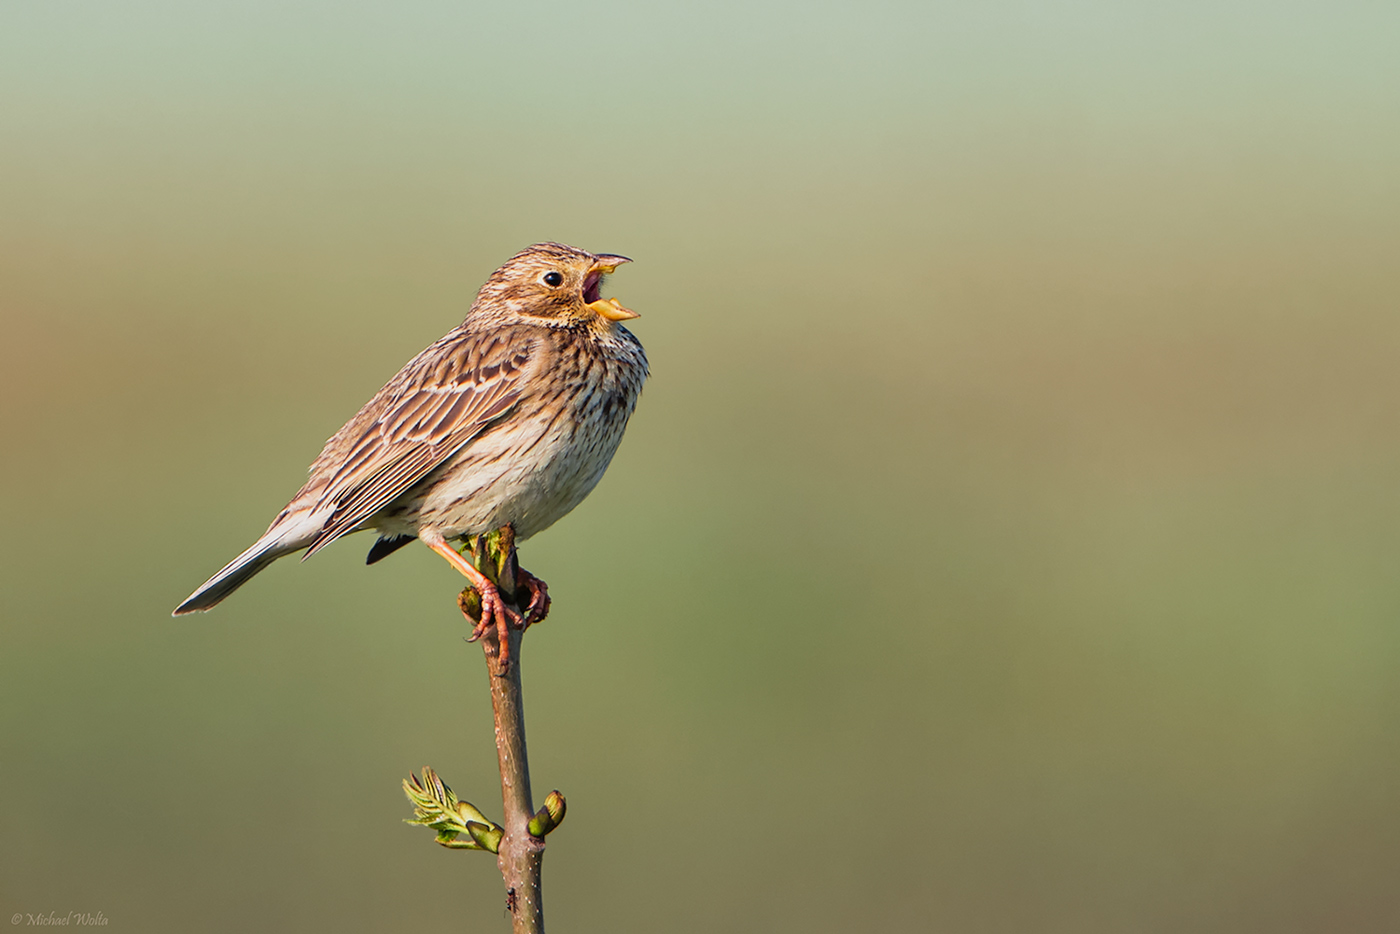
[456,565,550,676]
[516,567,551,626]
[460,582,523,672]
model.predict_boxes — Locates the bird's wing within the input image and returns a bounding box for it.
[301,330,534,556]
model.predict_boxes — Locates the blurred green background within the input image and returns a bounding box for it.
[3,1,1399,931]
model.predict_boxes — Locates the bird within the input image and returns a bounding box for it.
[174,242,649,662]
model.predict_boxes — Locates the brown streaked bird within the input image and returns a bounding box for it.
[174,242,648,657]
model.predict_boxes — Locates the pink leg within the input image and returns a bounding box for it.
[421,529,521,671]
[515,566,551,625]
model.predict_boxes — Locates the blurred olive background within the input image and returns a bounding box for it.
[3,1,1400,931]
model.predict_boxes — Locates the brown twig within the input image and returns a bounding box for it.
[464,527,546,933]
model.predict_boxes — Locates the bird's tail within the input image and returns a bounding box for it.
[172,514,320,616]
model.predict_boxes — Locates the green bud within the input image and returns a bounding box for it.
[544,790,566,826]
[402,767,502,854]
[458,587,482,624]
[465,821,503,853]
[456,799,490,826]
[527,789,567,837]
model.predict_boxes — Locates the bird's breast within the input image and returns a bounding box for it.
[396,335,646,542]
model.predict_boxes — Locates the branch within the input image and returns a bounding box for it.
[477,529,545,933]
[404,526,563,933]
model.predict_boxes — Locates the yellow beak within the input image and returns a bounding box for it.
[590,254,632,275]
[585,254,639,321]
[587,297,640,321]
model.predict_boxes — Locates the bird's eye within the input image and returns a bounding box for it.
[542,271,563,287]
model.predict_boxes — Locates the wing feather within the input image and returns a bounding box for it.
[300,330,533,557]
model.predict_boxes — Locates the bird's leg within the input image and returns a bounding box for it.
[497,523,548,627]
[421,529,521,671]
[515,566,551,626]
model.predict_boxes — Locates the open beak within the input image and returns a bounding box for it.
[584,254,640,322]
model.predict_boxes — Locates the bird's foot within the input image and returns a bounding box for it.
[515,567,551,627]
[459,581,523,673]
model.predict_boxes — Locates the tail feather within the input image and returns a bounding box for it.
[366,534,417,565]
[173,525,311,616]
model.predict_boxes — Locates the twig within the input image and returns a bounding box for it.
[469,527,545,933]
[484,625,544,930]
[404,526,562,932]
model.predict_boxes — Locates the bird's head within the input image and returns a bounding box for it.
[470,242,639,330]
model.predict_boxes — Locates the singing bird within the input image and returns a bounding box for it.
[174,242,649,650]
